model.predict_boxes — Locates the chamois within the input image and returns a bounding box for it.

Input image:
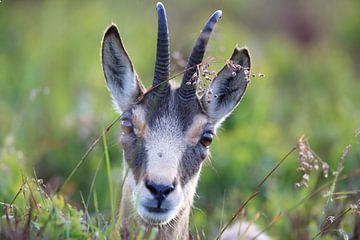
[101,2,268,239]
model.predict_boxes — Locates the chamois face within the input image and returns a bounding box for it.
[120,91,211,224]
[101,2,250,225]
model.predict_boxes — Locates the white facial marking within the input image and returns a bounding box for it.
[145,116,184,184]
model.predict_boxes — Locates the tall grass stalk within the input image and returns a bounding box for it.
[319,145,351,233]
[86,153,104,208]
[102,129,115,223]
[59,116,120,193]
[93,189,100,229]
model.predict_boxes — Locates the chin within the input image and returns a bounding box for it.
[137,204,180,226]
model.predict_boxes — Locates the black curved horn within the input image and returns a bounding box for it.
[178,10,222,101]
[152,2,170,95]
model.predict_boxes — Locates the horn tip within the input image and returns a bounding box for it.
[156,2,165,11]
[214,10,222,20]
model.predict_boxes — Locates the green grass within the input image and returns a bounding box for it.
[1,0,360,239]
[103,129,115,224]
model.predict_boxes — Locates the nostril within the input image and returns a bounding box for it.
[145,180,176,198]
[145,180,158,195]
[163,183,175,196]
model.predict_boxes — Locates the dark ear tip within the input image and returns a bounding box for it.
[232,46,251,68]
[104,24,120,39]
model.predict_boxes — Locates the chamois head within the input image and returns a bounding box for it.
[101,2,250,226]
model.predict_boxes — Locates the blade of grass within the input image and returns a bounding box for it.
[93,189,100,229]
[59,116,120,194]
[86,153,104,208]
[102,129,115,223]
[324,145,351,208]
[80,192,91,233]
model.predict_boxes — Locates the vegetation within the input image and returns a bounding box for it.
[1,0,359,239]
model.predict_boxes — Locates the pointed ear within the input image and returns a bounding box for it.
[201,47,250,126]
[101,24,144,114]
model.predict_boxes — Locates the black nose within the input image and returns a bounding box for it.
[145,180,175,206]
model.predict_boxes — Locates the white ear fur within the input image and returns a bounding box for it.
[101,24,144,114]
[201,47,251,127]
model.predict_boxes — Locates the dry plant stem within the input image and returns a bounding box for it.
[311,207,352,240]
[320,145,351,228]
[25,178,38,210]
[240,213,260,240]
[9,182,25,206]
[215,191,259,240]
[4,206,14,233]
[23,204,32,238]
[80,192,91,232]
[251,212,282,240]
[33,168,48,202]
[215,146,296,240]
[288,168,360,213]
[326,145,351,204]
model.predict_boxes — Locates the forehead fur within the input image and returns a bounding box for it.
[126,88,209,184]
[143,86,204,128]
[144,113,184,184]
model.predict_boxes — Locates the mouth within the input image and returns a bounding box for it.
[137,203,177,225]
[145,206,169,214]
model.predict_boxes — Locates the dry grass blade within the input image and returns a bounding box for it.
[215,146,296,240]
[215,191,259,240]
[239,213,260,240]
[251,211,282,240]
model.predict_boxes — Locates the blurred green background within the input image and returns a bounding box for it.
[0,0,359,238]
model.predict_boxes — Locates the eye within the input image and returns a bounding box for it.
[120,118,133,134]
[199,131,214,147]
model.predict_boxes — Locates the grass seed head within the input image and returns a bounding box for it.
[295,135,330,188]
